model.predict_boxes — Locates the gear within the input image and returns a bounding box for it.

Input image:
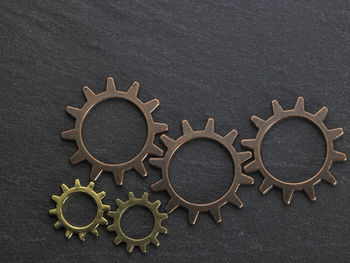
[241,97,347,204]
[149,118,254,225]
[62,77,168,186]
[107,192,167,253]
[49,179,110,241]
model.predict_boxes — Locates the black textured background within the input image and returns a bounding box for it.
[1,1,350,262]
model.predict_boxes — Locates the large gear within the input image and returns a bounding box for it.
[107,192,168,253]
[241,97,347,204]
[61,77,168,186]
[49,179,110,241]
[149,118,254,225]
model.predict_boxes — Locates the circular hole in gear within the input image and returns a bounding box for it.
[62,193,97,227]
[82,98,147,164]
[169,138,235,204]
[261,117,326,183]
[120,205,154,239]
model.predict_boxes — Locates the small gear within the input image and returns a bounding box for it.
[107,192,167,253]
[149,118,254,225]
[49,179,110,241]
[62,77,168,186]
[241,97,347,204]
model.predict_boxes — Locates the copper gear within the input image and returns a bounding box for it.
[149,118,254,225]
[62,77,168,186]
[241,97,347,205]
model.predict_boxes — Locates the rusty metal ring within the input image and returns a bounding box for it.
[241,97,347,204]
[150,118,254,224]
[62,77,168,186]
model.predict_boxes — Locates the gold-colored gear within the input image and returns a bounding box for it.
[61,77,168,186]
[241,97,347,204]
[107,192,168,253]
[150,118,254,225]
[49,179,110,241]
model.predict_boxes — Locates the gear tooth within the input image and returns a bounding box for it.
[142,192,149,200]
[54,221,62,229]
[165,198,180,213]
[74,179,81,187]
[114,235,123,245]
[237,151,252,163]
[152,200,161,209]
[51,195,60,202]
[128,192,135,200]
[151,180,167,192]
[158,213,168,221]
[159,226,168,234]
[107,211,117,218]
[241,138,257,150]
[321,171,337,186]
[181,120,193,134]
[304,185,316,201]
[99,217,108,225]
[127,81,140,97]
[107,224,115,231]
[160,135,175,148]
[115,199,125,207]
[98,191,106,199]
[294,96,305,112]
[87,182,95,189]
[102,205,110,211]
[153,122,168,134]
[65,230,73,239]
[79,232,86,241]
[271,100,283,114]
[113,169,124,186]
[204,118,215,133]
[61,129,78,141]
[82,86,96,101]
[314,106,328,121]
[105,77,117,93]
[209,207,222,223]
[144,98,159,113]
[90,166,103,181]
[328,128,344,140]
[244,160,260,173]
[140,243,147,253]
[134,162,147,177]
[282,187,294,205]
[127,243,135,253]
[259,179,274,194]
[188,209,200,225]
[66,106,82,119]
[228,193,243,208]
[149,144,163,156]
[332,150,347,162]
[224,129,238,144]
[91,228,99,236]
[251,115,266,128]
[239,174,254,185]
[61,184,69,192]
[49,208,57,215]
[149,158,165,169]
[70,150,85,165]
[151,237,160,247]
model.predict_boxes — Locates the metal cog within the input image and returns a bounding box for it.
[62,77,168,186]
[107,192,168,253]
[241,97,347,205]
[149,118,254,225]
[49,179,110,241]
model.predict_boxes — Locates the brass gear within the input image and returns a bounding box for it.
[241,97,347,204]
[107,192,168,253]
[150,118,254,225]
[62,77,168,186]
[49,179,110,241]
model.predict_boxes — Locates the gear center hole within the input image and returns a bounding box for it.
[121,205,154,239]
[82,98,147,164]
[169,138,235,204]
[261,117,326,183]
[62,193,97,227]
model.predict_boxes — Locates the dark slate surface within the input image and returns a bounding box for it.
[1,1,349,262]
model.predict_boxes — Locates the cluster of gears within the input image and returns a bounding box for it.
[50,77,346,253]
